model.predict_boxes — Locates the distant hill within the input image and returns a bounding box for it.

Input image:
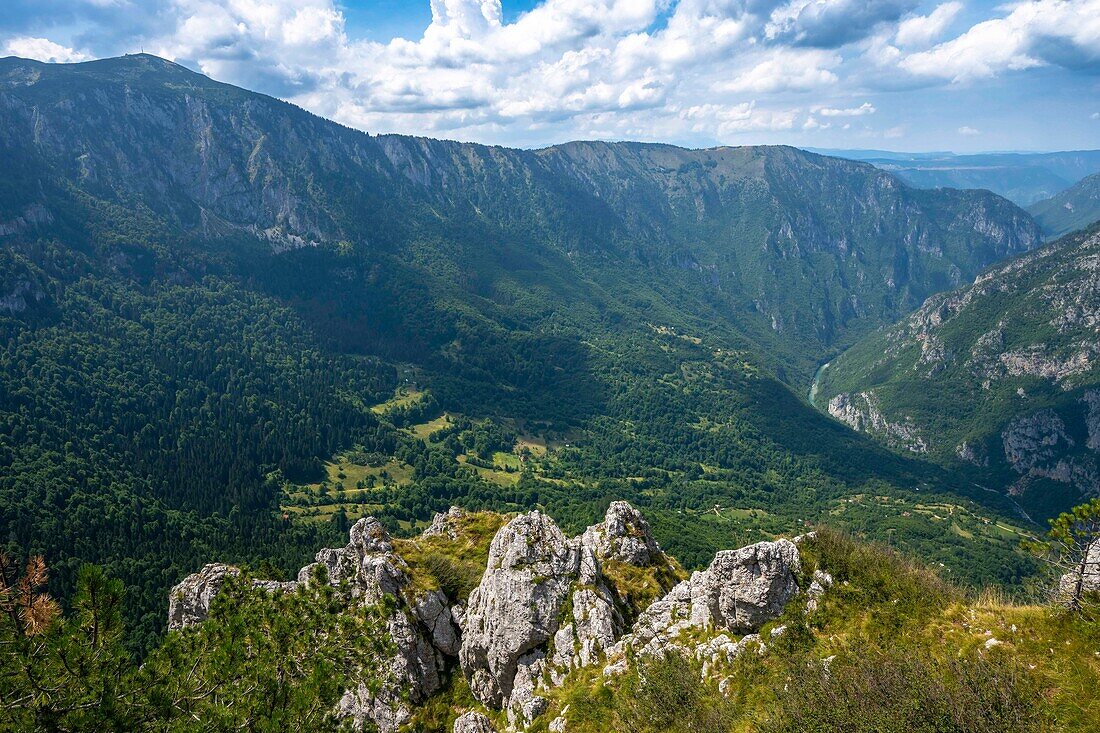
[812,148,1100,206]
[1029,172,1100,238]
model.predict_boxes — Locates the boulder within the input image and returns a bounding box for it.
[627,539,800,656]
[453,711,497,733]
[1059,538,1100,602]
[167,563,240,631]
[580,501,663,566]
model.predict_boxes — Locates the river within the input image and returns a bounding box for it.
[808,360,830,406]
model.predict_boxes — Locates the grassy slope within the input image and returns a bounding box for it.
[403,526,1100,732]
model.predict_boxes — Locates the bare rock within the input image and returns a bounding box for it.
[423,506,467,539]
[459,511,580,708]
[167,563,240,631]
[453,711,497,733]
[1059,538,1100,601]
[627,539,800,656]
[581,501,662,566]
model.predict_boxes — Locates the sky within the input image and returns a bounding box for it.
[2,0,1099,151]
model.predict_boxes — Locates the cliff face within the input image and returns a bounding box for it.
[168,502,809,732]
[817,226,1100,514]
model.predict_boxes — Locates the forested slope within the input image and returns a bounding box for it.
[0,54,1045,646]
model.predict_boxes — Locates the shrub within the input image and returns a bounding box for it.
[763,644,1042,733]
[611,651,737,733]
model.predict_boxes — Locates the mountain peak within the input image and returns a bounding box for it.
[0,52,222,93]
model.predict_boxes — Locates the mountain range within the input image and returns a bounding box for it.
[1028,172,1100,239]
[0,53,1065,645]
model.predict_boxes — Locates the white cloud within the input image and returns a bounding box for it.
[900,0,1100,82]
[894,2,961,48]
[1092,112,1100,119]
[2,0,1097,147]
[680,102,799,135]
[3,37,90,63]
[957,125,980,135]
[816,101,876,116]
[721,49,840,93]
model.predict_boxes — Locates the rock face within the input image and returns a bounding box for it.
[580,500,662,565]
[167,563,240,631]
[458,512,595,712]
[459,503,677,725]
[817,228,1100,505]
[625,540,800,657]
[1059,538,1100,602]
[170,503,809,732]
[828,391,928,453]
[453,711,497,733]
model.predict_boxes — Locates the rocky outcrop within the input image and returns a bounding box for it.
[458,510,623,727]
[459,502,682,726]
[167,563,296,631]
[1002,409,1099,497]
[168,516,459,732]
[170,503,812,732]
[1058,539,1100,602]
[622,539,800,658]
[167,563,240,631]
[580,500,662,566]
[423,506,467,539]
[453,711,498,733]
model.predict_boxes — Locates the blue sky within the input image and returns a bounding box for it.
[2,0,1098,152]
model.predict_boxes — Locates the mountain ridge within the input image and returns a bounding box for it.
[816,223,1100,517]
[1029,172,1100,239]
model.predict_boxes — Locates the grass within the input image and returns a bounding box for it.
[393,510,509,603]
[519,527,1100,733]
[280,454,415,522]
[456,455,521,486]
[370,386,426,415]
[410,414,453,440]
[601,556,686,626]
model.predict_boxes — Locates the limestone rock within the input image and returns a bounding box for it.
[627,539,800,656]
[1059,538,1100,601]
[806,569,833,613]
[415,590,461,656]
[459,511,580,708]
[167,563,240,631]
[423,506,466,539]
[169,516,458,732]
[453,711,497,733]
[580,501,662,566]
[459,509,629,724]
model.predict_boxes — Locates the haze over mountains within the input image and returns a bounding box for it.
[0,52,1090,648]
[813,148,1100,209]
